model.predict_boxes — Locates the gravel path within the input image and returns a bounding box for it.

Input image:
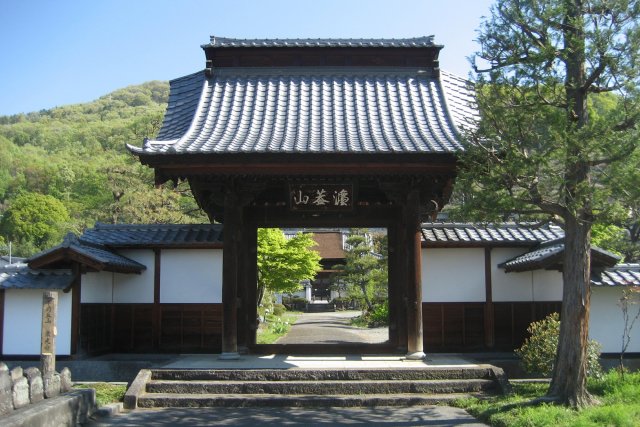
[275,310,389,345]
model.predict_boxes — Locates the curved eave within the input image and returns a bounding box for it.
[29,247,146,274]
[131,151,459,184]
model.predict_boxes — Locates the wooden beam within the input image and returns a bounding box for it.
[0,289,4,355]
[484,248,495,349]
[70,263,81,355]
[153,249,161,350]
[220,188,242,359]
[404,189,425,360]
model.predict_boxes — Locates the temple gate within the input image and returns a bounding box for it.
[129,36,476,359]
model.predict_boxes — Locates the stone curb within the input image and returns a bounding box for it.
[123,369,151,410]
[92,402,124,418]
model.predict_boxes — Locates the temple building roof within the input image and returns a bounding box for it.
[128,37,476,158]
[203,36,439,49]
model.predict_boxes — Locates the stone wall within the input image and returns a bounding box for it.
[0,362,72,416]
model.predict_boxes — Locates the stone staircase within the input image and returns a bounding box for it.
[306,302,335,313]
[124,366,509,409]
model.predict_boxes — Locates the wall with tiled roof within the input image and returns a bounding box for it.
[421,223,564,247]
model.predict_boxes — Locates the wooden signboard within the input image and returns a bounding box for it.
[289,184,354,212]
[41,291,58,375]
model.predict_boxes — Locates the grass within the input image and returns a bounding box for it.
[73,382,127,407]
[452,370,640,427]
[256,311,301,344]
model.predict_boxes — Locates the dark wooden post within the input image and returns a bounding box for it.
[238,225,258,351]
[386,224,402,350]
[484,247,495,348]
[70,264,81,355]
[220,188,242,360]
[153,249,161,350]
[0,289,5,355]
[404,189,425,360]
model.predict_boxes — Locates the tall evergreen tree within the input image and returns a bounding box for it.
[459,0,640,407]
[333,229,387,312]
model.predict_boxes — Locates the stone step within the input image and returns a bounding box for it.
[146,378,496,395]
[136,392,477,408]
[124,366,511,410]
[306,303,335,313]
[150,367,497,382]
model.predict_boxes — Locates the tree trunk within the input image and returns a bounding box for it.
[360,283,374,311]
[546,1,597,408]
[547,215,596,408]
[256,282,265,307]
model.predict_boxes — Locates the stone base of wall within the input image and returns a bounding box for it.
[1,389,95,427]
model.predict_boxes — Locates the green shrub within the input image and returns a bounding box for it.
[74,383,127,407]
[282,297,307,311]
[273,303,286,316]
[516,312,603,378]
[368,301,389,327]
[270,317,290,334]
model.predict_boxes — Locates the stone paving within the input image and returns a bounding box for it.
[86,405,488,426]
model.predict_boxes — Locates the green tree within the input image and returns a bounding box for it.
[332,229,387,312]
[256,228,322,306]
[0,81,175,233]
[459,0,640,407]
[0,192,72,256]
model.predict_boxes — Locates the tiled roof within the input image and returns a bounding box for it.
[80,223,223,248]
[499,241,565,272]
[421,223,564,247]
[0,264,74,290]
[500,239,620,273]
[129,67,474,155]
[592,264,640,287]
[310,232,346,260]
[0,256,25,267]
[28,234,146,273]
[203,36,437,49]
[155,71,205,141]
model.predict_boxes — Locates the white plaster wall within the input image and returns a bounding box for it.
[112,250,154,303]
[160,249,222,303]
[3,289,72,355]
[422,248,485,302]
[81,271,114,303]
[491,248,534,302]
[590,286,640,353]
[491,248,563,302]
[532,270,563,301]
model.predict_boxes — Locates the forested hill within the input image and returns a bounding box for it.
[0,81,207,257]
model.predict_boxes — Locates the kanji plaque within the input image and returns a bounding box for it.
[289,184,354,211]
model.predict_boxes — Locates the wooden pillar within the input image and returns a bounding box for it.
[484,247,495,348]
[153,249,161,350]
[220,189,242,360]
[0,289,5,355]
[404,189,425,360]
[70,264,81,355]
[238,225,258,351]
[386,224,402,350]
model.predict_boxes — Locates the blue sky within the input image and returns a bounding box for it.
[0,0,494,116]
